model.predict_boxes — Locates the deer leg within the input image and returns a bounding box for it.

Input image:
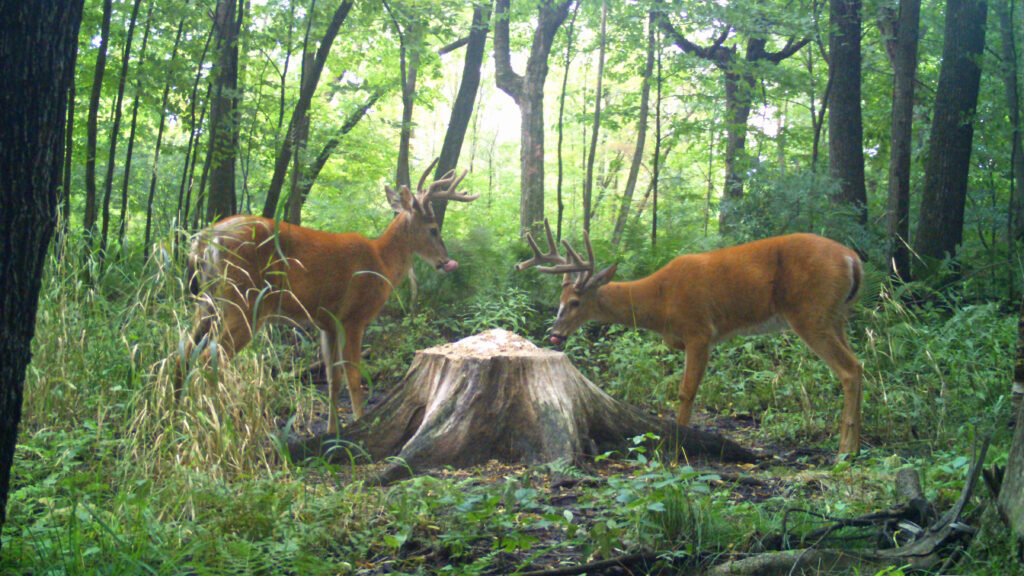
[677,341,710,426]
[319,328,344,435]
[342,323,366,421]
[175,298,217,399]
[789,318,863,455]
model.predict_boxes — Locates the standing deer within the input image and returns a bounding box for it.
[517,221,864,454]
[177,160,477,434]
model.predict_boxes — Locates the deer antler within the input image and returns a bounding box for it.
[415,158,478,207]
[516,219,595,286]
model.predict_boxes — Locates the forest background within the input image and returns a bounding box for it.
[2,0,1024,573]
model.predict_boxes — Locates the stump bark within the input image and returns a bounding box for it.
[289,329,755,483]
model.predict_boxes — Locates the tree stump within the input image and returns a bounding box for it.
[289,329,755,483]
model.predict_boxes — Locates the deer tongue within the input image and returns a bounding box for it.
[442,260,459,272]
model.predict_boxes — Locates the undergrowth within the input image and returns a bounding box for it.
[2,239,1019,575]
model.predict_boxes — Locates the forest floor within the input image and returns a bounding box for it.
[300,366,862,575]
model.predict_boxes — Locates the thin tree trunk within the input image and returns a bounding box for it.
[583,0,607,235]
[431,2,491,228]
[262,1,354,219]
[554,4,579,241]
[612,10,655,249]
[883,0,921,279]
[652,31,661,247]
[117,0,154,252]
[995,0,1024,241]
[829,0,868,224]
[0,0,84,545]
[143,16,186,257]
[58,37,79,258]
[285,49,314,225]
[98,0,144,259]
[83,0,113,249]
[176,29,214,234]
[913,0,989,270]
[386,1,421,189]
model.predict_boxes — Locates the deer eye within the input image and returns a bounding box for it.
[569,300,581,308]
[430,228,439,237]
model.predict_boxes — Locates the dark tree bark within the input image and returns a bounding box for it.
[205,0,244,224]
[83,0,113,247]
[261,1,354,219]
[583,0,608,235]
[555,2,580,241]
[829,0,868,224]
[143,15,186,257]
[0,0,84,545]
[657,14,809,232]
[494,0,573,237]
[290,331,756,485]
[431,2,491,229]
[913,0,988,269]
[994,0,1024,241]
[612,10,655,249]
[881,0,921,280]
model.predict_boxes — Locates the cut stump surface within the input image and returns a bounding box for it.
[288,329,755,482]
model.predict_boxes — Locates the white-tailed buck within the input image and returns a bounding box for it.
[517,221,864,454]
[178,160,477,434]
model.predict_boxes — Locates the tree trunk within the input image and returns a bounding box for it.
[612,10,655,249]
[0,0,84,546]
[262,1,354,219]
[143,15,185,257]
[98,0,144,259]
[583,0,607,235]
[883,0,921,280]
[83,0,113,248]
[205,0,243,224]
[290,330,756,484]
[995,0,1024,241]
[432,2,492,229]
[656,18,809,233]
[913,0,988,270]
[175,28,213,238]
[284,48,314,226]
[494,0,573,237]
[117,0,153,252]
[829,0,868,224]
[998,296,1024,547]
[554,4,579,242]
[387,1,422,190]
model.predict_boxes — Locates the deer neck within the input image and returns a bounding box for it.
[594,280,659,332]
[373,212,416,286]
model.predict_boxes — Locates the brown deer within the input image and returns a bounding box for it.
[517,221,864,454]
[177,160,477,434]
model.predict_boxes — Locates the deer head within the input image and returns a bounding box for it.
[516,219,617,345]
[386,158,478,273]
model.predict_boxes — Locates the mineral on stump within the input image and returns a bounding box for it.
[289,329,754,483]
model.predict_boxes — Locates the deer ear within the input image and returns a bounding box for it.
[385,185,404,212]
[399,185,415,213]
[586,263,617,290]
